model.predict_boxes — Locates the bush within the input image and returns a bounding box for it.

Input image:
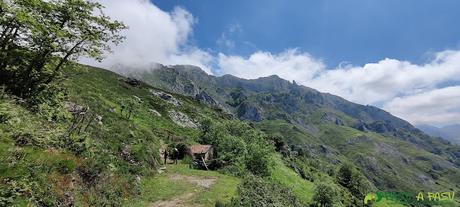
[312,183,336,207]
[336,162,371,201]
[77,158,105,187]
[337,162,354,188]
[0,185,15,207]
[54,160,77,174]
[131,143,160,169]
[236,175,303,207]
[61,134,87,155]
[219,162,247,177]
[218,135,247,163]
[29,84,70,122]
[0,111,9,123]
[245,142,271,176]
[200,120,273,176]
[12,133,34,147]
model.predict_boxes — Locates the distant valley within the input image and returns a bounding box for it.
[417,124,460,145]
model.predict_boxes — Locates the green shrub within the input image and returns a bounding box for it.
[29,84,70,122]
[336,162,371,201]
[131,143,160,169]
[245,142,271,176]
[337,162,354,188]
[0,185,15,207]
[219,162,247,177]
[61,134,87,155]
[0,111,10,123]
[312,182,336,207]
[200,119,273,177]
[54,160,76,174]
[77,158,105,187]
[12,133,34,147]
[218,135,247,163]
[236,175,302,207]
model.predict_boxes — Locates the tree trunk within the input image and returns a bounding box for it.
[44,39,85,85]
[0,26,19,71]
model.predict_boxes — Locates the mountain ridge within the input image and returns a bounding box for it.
[3,63,458,206]
[115,63,460,193]
[123,64,415,132]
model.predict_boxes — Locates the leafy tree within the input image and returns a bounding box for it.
[218,135,247,163]
[245,139,272,176]
[0,0,126,97]
[199,118,226,146]
[336,162,371,202]
[199,120,272,176]
[312,183,336,207]
[337,162,354,188]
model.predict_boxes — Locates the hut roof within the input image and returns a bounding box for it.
[190,145,212,154]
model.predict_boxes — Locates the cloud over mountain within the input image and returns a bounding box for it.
[87,0,460,126]
[218,49,460,125]
[82,0,213,73]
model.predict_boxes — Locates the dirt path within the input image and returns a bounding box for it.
[150,174,217,207]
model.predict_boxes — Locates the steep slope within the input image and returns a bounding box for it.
[125,64,460,194]
[1,64,328,206]
[0,65,239,206]
[3,64,459,206]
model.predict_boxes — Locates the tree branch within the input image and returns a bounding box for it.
[44,38,86,84]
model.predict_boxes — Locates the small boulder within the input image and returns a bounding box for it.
[150,89,181,106]
[122,77,141,87]
[168,110,199,128]
[95,115,103,125]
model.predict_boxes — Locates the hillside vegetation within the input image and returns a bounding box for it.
[1,1,459,206]
[2,64,447,206]
[125,64,460,205]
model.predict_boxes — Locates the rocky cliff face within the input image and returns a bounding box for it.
[128,65,413,129]
[123,65,460,158]
[112,65,451,147]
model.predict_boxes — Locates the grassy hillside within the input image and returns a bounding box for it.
[1,64,459,206]
[126,64,460,206]
[1,65,239,206]
[125,163,240,207]
[0,65,327,206]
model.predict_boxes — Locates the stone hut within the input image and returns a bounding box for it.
[189,145,214,161]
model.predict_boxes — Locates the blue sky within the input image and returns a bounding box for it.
[89,0,460,126]
[154,0,460,68]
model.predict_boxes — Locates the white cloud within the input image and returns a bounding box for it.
[383,86,460,126]
[217,49,460,125]
[81,0,213,73]
[218,49,325,81]
[309,51,460,105]
[80,0,460,126]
